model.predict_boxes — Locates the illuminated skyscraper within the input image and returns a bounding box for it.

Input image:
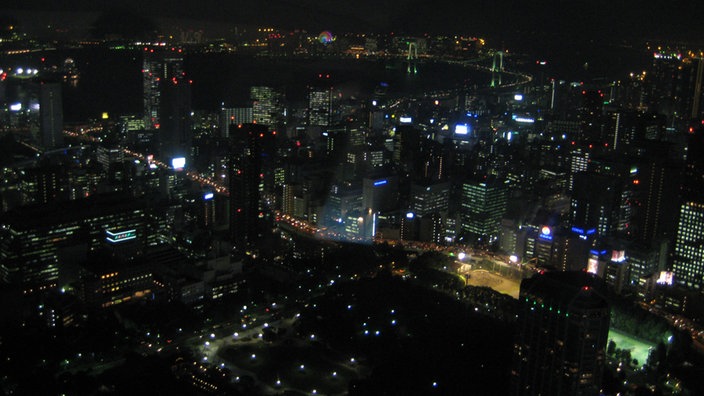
[460,177,507,242]
[671,126,704,291]
[220,107,253,137]
[251,86,283,127]
[410,181,450,216]
[672,202,704,290]
[142,47,185,129]
[511,271,610,396]
[308,85,333,126]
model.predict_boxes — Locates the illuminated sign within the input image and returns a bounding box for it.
[373,180,387,186]
[455,124,469,135]
[539,226,552,241]
[571,227,596,236]
[171,157,186,170]
[514,94,523,101]
[513,117,535,124]
[106,229,137,243]
[204,192,214,200]
[9,103,21,112]
[399,116,413,124]
[406,212,415,219]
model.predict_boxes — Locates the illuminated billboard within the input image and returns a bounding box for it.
[373,180,387,186]
[611,250,626,263]
[171,157,186,170]
[513,117,535,124]
[587,257,599,274]
[656,271,673,285]
[454,124,469,135]
[204,192,214,200]
[106,229,137,243]
[399,116,413,124]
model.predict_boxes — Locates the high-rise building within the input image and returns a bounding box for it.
[39,80,63,149]
[672,201,704,290]
[220,107,253,137]
[0,193,166,294]
[460,177,507,242]
[671,125,704,291]
[511,271,610,396]
[410,181,450,216]
[647,52,704,127]
[362,176,398,213]
[634,158,680,246]
[570,157,637,240]
[142,47,185,129]
[159,75,192,163]
[228,123,274,250]
[308,85,333,127]
[251,86,284,127]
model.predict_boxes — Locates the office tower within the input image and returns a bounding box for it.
[460,177,507,243]
[322,184,362,226]
[229,123,274,249]
[321,127,349,159]
[410,181,450,216]
[672,202,704,290]
[570,156,637,240]
[159,74,192,163]
[570,173,621,238]
[671,126,704,291]
[251,86,283,127]
[24,165,66,205]
[362,177,398,213]
[201,191,216,228]
[511,271,610,396]
[308,85,333,126]
[648,52,703,128]
[393,125,421,171]
[578,88,605,141]
[0,193,165,294]
[634,158,680,246]
[142,47,185,128]
[220,107,253,137]
[692,57,704,119]
[39,80,63,149]
[282,183,299,216]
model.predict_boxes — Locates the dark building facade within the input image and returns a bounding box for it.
[228,123,274,250]
[511,271,610,396]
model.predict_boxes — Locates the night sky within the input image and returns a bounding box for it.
[4,0,704,44]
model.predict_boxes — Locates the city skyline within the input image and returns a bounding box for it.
[5,1,704,43]
[2,4,704,395]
